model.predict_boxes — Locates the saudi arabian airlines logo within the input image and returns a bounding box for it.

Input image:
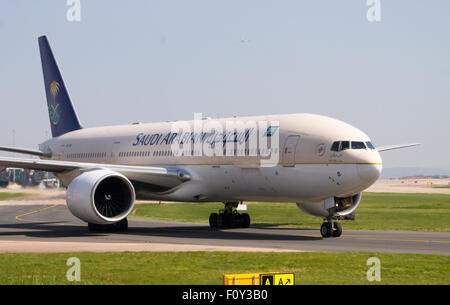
[49,81,61,125]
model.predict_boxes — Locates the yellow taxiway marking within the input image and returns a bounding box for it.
[15,204,85,227]
[15,204,59,222]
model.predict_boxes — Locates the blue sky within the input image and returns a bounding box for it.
[0,1,449,169]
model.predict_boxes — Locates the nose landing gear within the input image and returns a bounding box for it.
[209,202,251,229]
[320,221,342,238]
[320,211,343,239]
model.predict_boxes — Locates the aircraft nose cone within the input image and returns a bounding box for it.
[357,163,382,184]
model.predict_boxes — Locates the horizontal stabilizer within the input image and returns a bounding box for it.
[377,143,421,152]
[0,146,51,157]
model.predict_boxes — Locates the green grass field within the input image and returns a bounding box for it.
[0,192,31,200]
[132,193,450,231]
[0,252,448,285]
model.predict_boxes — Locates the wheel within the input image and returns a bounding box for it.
[88,219,128,233]
[88,223,99,232]
[222,213,233,228]
[332,222,342,237]
[209,213,218,228]
[241,213,250,228]
[320,222,332,238]
[114,218,128,232]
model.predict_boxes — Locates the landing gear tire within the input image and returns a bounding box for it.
[240,213,250,228]
[88,223,100,233]
[209,202,251,229]
[209,213,219,228]
[320,222,333,238]
[88,218,128,233]
[332,222,342,237]
[114,218,128,232]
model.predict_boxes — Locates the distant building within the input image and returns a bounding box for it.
[0,169,60,188]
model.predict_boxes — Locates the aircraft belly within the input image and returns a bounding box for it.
[131,163,368,203]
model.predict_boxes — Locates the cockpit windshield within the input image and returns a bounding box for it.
[331,140,373,151]
[351,141,366,149]
[366,141,375,149]
[341,141,350,151]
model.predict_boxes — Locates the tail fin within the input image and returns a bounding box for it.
[38,36,82,137]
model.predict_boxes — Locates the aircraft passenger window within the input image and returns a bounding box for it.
[351,141,366,149]
[331,141,340,151]
[366,141,375,149]
[340,141,350,151]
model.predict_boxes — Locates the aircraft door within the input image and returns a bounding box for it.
[283,135,300,164]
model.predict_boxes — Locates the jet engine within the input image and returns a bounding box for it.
[296,193,362,218]
[66,169,135,225]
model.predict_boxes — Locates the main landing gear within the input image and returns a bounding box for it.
[88,218,128,233]
[209,202,251,229]
[320,218,342,238]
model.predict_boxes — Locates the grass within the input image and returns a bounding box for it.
[132,193,450,231]
[0,252,447,285]
[0,192,32,200]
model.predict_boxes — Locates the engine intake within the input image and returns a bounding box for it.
[66,170,135,224]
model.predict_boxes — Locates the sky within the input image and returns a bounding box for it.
[0,0,449,169]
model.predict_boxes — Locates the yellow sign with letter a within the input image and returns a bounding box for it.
[223,272,295,285]
[223,272,280,285]
[260,273,295,286]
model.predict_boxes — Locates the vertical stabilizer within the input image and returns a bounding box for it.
[38,36,82,137]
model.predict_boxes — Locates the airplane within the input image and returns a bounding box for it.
[0,36,419,238]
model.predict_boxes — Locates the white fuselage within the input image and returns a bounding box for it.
[40,113,382,203]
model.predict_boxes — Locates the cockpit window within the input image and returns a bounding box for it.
[366,141,375,149]
[340,141,350,151]
[351,141,366,149]
[331,140,371,151]
[331,141,340,152]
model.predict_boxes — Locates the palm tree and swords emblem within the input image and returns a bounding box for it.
[49,81,61,125]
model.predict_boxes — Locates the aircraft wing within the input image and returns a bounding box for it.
[377,143,421,152]
[0,157,191,190]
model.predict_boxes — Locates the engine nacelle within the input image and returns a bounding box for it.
[66,169,135,225]
[296,193,362,218]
